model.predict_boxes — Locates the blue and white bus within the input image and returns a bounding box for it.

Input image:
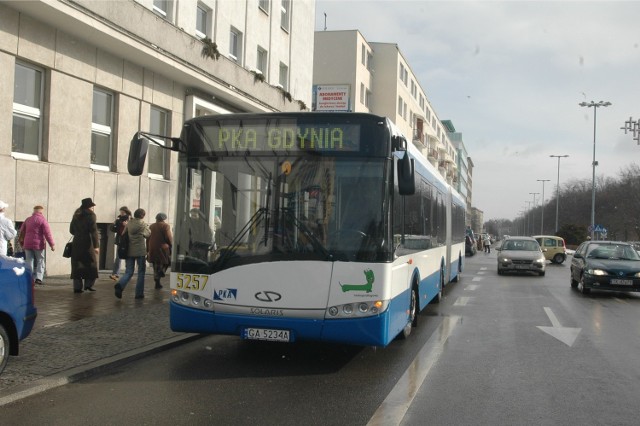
[128,112,465,346]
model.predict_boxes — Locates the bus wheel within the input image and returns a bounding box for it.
[400,286,418,339]
[433,271,444,304]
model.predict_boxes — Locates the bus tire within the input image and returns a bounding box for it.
[432,270,445,304]
[400,285,418,339]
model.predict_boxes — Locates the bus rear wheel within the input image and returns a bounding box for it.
[433,271,444,304]
[400,286,418,339]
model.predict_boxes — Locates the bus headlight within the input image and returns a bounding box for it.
[326,300,388,319]
[172,290,215,311]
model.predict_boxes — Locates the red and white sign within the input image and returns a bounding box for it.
[314,85,350,111]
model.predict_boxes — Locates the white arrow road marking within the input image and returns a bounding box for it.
[536,307,581,347]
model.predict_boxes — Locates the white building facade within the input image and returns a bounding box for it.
[1,0,315,275]
[313,30,463,188]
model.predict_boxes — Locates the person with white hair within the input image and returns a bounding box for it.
[0,200,17,256]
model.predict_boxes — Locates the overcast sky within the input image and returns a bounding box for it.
[314,0,640,222]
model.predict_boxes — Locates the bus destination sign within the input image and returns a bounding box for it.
[210,123,361,153]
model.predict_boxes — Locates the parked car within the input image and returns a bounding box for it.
[465,235,477,256]
[533,235,567,264]
[496,236,546,276]
[0,255,37,374]
[570,241,640,295]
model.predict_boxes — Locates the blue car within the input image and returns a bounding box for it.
[0,255,37,374]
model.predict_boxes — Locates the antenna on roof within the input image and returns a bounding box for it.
[324,12,327,31]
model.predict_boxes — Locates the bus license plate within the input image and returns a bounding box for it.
[244,328,291,342]
[611,279,632,285]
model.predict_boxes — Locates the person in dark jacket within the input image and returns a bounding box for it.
[70,198,99,293]
[109,206,132,281]
[147,212,173,289]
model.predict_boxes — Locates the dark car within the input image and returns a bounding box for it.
[0,255,38,374]
[570,241,640,295]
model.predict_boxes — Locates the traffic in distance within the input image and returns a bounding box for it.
[127,112,466,347]
[490,234,640,295]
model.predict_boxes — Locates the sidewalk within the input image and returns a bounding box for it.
[0,272,199,406]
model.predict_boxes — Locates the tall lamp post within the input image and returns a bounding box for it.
[579,100,611,240]
[525,201,533,235]
[529,193,539,235]
[537,179,550,234]
[549,154,569,233]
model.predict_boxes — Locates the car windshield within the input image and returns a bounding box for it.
[586,244,640,260]
[502,240,539,251]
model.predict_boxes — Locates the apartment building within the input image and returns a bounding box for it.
[443,120,474,228]
[1,0,315,275]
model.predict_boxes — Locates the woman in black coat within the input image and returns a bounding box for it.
[70,198,100,293]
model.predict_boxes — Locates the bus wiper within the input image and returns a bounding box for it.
[212,207,269,270]
[283,210,331,259]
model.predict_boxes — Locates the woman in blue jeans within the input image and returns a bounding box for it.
[114,208,150,300]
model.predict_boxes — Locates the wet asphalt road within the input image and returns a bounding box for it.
[2,251,640,425]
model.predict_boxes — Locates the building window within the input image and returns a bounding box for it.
[360,83,365,104]
[365,89,371,108]
[398,96,403,116]
[280,0,290,32]
[229,27,242,63]
[361,44,366,66]
[259,0,270,13]
[148,106,169,178]
[256,46,268,77]
[279,62,288,91]
[153,0,171,19]
[367,52,373,71]
[12,62,44,159]
[91,88,113,170]
[195,4,209,39]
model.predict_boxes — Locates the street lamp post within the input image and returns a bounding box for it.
[529,193,539,235]
[537,179,550,234]
[579,100,611,240]
[525,201,533,235]
[549,154,569,233]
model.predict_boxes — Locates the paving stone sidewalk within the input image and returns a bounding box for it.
[0,273,198,404]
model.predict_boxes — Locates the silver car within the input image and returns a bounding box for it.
[496,236,546,276]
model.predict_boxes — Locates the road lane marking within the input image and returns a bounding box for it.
[367,315,460,426]
[453,297,471,306]
[472,276,482,282]
[465,284,478,291]
[536,307,581,347]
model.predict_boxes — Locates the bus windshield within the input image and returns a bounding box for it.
[173,153,391,273]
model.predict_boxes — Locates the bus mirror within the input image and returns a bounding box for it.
[392,135,407,151]
[127,133,149,176]
[398,152,415,195]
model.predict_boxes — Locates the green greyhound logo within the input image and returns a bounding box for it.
[340,269,375,293]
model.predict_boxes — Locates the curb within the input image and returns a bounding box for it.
[0,333,202,407]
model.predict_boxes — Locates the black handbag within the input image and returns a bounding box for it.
[117,231,129,259]
[63,238,73,258]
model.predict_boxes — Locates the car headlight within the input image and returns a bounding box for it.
[499,257,511,263]
[634,272,640,278]
[586,269,606,276]
[534,257,545,266]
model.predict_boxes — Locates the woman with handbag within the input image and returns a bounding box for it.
[69,198,99,293]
